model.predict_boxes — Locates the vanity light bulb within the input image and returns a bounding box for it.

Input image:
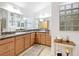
[65,48,70,53]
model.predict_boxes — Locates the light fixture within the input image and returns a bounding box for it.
[44,13,50,18]
[5,3,22,14]
[65,47,71,56]
[40,19,44,22]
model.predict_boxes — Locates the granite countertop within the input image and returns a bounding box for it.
[54,39,76,46]
[0,29,49,39]
[0,32,31,39]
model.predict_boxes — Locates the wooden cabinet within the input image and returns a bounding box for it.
[30,32,35,45]
[45,32,51,46]
[15,35,25,55]
[40,33,46,45]
[36,32,41,44]
[25,33,31,49]
[0,31,51,56]
[9,40,15,56]
[36,32,51,46]
[0,37,15,56]
[36,32,46,45]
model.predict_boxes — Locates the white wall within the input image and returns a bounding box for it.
[33,4,52,29]
[0,2,22,14]
[34,4,51,18]
[50,2,79,56]
[26,18,36,30]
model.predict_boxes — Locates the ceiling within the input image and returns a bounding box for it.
[9,2,51,17]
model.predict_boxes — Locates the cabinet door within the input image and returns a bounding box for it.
[36,32,41,44]
[15,36,25,55]
[25,34,31,49]
[30,32,35,45]
[40,33,46,45]
[0,37,15,56]
[9,38,15,56]
[45,33,51,46]
[0,51,10,56]
[0,43,10,55]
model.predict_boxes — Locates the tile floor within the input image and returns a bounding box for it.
[19,44,51,56]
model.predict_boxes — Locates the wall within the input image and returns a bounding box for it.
[34,4,51,18]
[33,3,52,29]
[0,17,1,35]
[0,2,22,14]
[26,18,37,30]
[0,2,23,32]
[50,2,79,56]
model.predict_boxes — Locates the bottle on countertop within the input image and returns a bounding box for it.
[66,36,70,43]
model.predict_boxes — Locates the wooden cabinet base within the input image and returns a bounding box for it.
[0,32,51,56]
[30,32,35,45]
[0,37,15,56]
[25,34,31,49]
[35,32,51,47]
[15,36,25,55]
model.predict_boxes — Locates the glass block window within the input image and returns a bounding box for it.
[59,2,79,31]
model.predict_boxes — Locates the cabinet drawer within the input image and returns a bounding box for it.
[0,37,14,44]
[16,35,24,39]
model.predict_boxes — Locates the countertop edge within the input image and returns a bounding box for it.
[0,30,49,40]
